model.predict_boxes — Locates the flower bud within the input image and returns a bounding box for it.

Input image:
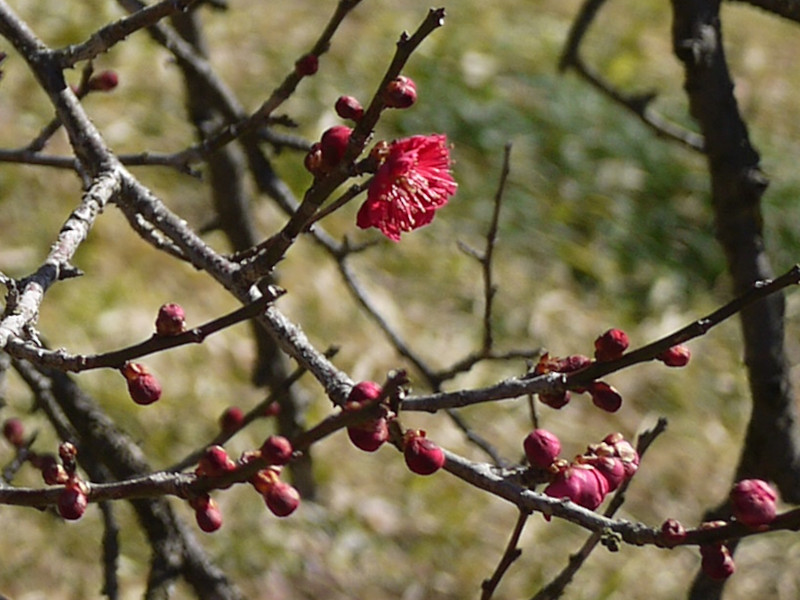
[580,454,626,491]
[264,480,300,517]
[122,363,162,405]
[347,417,389,452]
[657,344,691,367]
[304,142,324,176]
[730,479,777,528]
[660,518,687,546]
[588,381,622,412]
[260,435,293,466]
[403,430,445,475]
[700,544,735,580]
[2,418,24,447]
[346,381,382,407]
[335,95,364,121]
[155,303,186,336]
[197,445,236,477]
[602,434,639,477]
[320,126,352,169]
[523,429,561,469]
[58,486,88,521]
[219,406,245,433]
[383,75,417,109]
[87,70,118,92]
[294,54,318,76]
[538,390,570,409]
[191,495,223,533]
[544,464,609,510]
[594,328,629,362]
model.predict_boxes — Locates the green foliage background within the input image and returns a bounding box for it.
[2,0,800,598]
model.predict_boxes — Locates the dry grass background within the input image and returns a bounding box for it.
[3,0,800,598]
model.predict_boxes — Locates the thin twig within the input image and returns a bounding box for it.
[481,509,530,600]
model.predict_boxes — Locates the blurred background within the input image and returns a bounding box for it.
[2,0,800,598]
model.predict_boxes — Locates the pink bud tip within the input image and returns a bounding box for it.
[122,363,162,405]
[383,75,417,109]
[219,406,245,433]
[346,381,383,406]
[660,518,687,546]
[260,435,293,465]
[538,390,571,409]
[544,465,609,510]
[347,417,389,452]
[335,95,365,121]
[193,496,223,532]
[295,54,319,76]
[58,486,88,521]
[88,70,118,92]
[700,544,735,580]
[588,381,623,412]
[656,344,691,367]
[730,479,778,528]
[523,429,561,469]
[403,430,445,475]
[594,328,629,362]
[155,303,186,336]
[320,126,353,169]
[2,418,24,447]
[264,480,301,517]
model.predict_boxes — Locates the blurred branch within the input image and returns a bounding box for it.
[560,0,704,151]
[481,509,530,600]
[55,0,201,67]
[732,0,800,22]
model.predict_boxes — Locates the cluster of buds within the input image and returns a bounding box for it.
[533,353,622,412]
[121,362,162,406]
[34,442,89,521]
[657,479,779,580]
[524,430,639,511]
[248,437,300,517]
[304,74,418,179]
[534,328,691,412]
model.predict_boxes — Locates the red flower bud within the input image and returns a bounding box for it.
[657,344,691,367]
[700,544,735,580]
[2,418,24,447]
[544,464,609,510]
[588,381,622,412]
[260,435,293,466]
[219,406,245,433]
[594,328,629,362]
[87,70,118,92]
[58,486,88,521]
[660,518,687,546]
[122,363,162,405]
[197,445,236,477]
[730,479,777,528]
[602,434,639,477]
[320,126,352,169]
[304,142,324,176]
[538,390,570,409]
[335,95,364,121]
[43,459,69,486]
[523,429,561,469]
[580,454,626,491]
[347,417,389,452]
[155,303,186,336]
[346,381,383,406]
[264,480,300,517]
[383,75,417,109]
[295,54,318,76]
[403,430,445,475]
[263,401,281,417]
[192,495,223,533]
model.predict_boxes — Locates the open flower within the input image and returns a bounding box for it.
[357,134,457,241]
